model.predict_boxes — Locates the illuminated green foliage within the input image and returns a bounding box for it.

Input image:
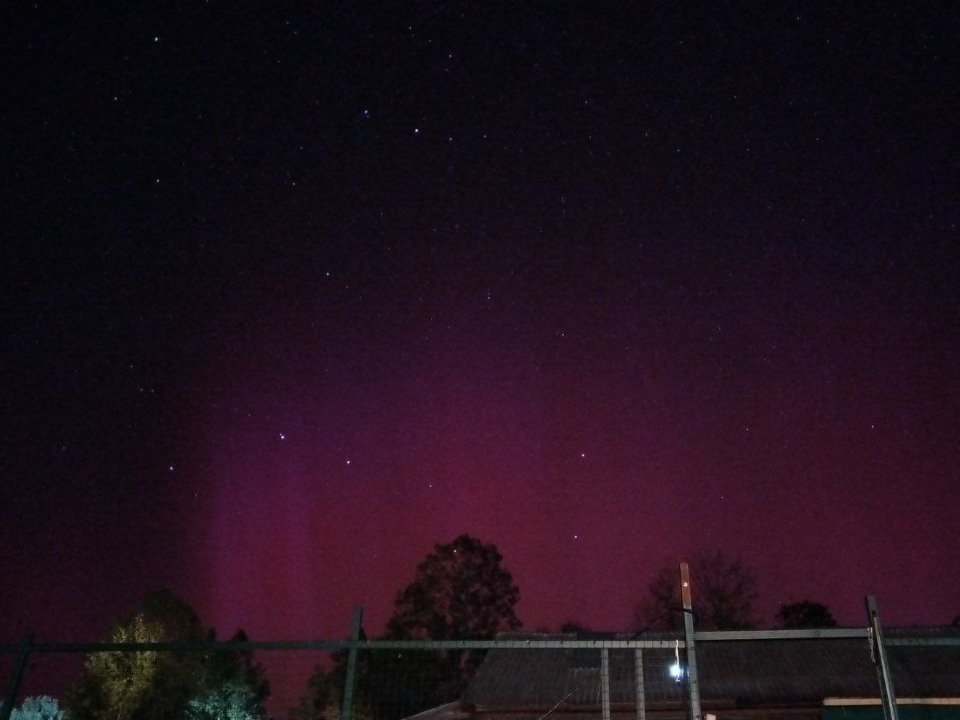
[10,696,64,720]
[86,613,164,719]
[63,589,269,720]
[185,680,261,720]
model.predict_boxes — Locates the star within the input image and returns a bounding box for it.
[278,432,286,440]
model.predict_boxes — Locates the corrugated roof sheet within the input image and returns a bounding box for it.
[462,630,960,709]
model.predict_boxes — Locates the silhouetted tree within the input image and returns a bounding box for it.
[560,620,588,634]
[288,662,373,720]
[776,601,837,629]
[289,665,337,720]
[204,629,271,715]
[634,550,758,631]
[290,628,376,720]
[295,536,520,720]
[387,534,521,641]
[386,535,521,711]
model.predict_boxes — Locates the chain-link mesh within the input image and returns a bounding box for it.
[880,631,960,720]
[2,631,958,720]
[1,641,680,720]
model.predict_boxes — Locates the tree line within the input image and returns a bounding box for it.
[6,536,905,720]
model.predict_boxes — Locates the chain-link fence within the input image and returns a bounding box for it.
[0,638,680,720]
[3,581,959,720]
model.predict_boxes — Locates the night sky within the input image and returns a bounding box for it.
[2,0,959,657]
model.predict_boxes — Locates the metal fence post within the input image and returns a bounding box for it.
[866,596,899,720]
[1,635,32,720]
[342,606,364,720]
[680,563,703,720]
[601,647,612,720]
[634,648,646,720]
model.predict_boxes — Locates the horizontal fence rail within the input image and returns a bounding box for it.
[884,637,960,646]
[694,628,871,641]
[3,576,959,720]
[2,635,958,720]
[0,638,687,654]
[10,631,960,656]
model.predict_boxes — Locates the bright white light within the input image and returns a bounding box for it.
[671,639,683,681]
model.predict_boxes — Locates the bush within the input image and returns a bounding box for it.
[10,696,64,720]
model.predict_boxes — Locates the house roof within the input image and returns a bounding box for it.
[462,630,960,710]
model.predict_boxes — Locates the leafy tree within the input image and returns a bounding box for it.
[289,665,336,720]
[295,536,521,720]
[65,589,269,720]
[776,601,837,629]
[65,610,173,720]
[634,550,758,631]
[10,696,64,720]
[559,620,588,634]
[386,535,521,641]
[288,667,372,720]
[205,629,271,715]
[186,680,262,720]
[293,625,460,720]
[387,535,521,711]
